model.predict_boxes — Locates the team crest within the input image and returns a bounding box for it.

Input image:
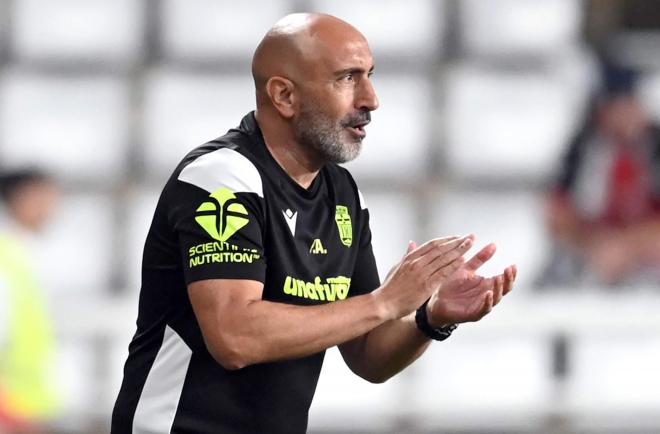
[195,187,249,242]
[334,205,352,247]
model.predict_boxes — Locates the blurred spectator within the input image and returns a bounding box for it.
[0,168,60,434]
[538,63,660,288]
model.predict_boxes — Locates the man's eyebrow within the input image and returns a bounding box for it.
[334,65,376,77]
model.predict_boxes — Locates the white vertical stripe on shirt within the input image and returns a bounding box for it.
[133,325,192,434]
[358,189,367,210]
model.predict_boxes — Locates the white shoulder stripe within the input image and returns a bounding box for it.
[133,325,192,434]
[178,147,263,197]
[358,189,367,210]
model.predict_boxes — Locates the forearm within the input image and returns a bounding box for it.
[583,220,660,262]
[622,219,660,260]
[203,292,390,369]
[191,236,471,370]
[340,312,431,383]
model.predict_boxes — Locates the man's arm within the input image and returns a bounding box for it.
[548,190,660,282]
[582,218,660,283]
[189,236,473,370]
[339,242,516,383]
[337,312,430,383]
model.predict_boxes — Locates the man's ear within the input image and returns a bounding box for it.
[266,76,296,118]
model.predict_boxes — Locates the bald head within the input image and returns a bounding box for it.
[251,13,378,167]
[251,13,368,96]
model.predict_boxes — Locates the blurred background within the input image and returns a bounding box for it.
[2,0,660,433]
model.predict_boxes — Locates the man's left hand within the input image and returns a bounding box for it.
[425,242,516,327]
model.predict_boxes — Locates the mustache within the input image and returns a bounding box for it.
[341,110,371,127]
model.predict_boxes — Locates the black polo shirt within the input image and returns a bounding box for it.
[111,112,380,434]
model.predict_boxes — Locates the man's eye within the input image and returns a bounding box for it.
[342,73,354,82]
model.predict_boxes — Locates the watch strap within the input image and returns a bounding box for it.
[415,299,457,341]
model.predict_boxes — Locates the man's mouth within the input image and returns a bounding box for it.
[346,120,370,138]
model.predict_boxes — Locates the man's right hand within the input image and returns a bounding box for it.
[374,235,474,320]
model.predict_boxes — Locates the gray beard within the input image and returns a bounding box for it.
[293,106,362,164]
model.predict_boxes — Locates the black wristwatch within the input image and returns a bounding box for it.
[415,299,457,341]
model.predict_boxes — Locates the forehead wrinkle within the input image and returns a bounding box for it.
[303,34,373,78]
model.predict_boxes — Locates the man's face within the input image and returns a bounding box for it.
[292,37,379,164]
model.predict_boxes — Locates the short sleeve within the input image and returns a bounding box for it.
[350,191,381,296]
[169,148,267,284]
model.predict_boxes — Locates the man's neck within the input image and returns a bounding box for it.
[255,111,322,190]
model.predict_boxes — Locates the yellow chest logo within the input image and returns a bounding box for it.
[334,205,353,247]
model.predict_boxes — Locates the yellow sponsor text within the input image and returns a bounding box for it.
[188,241,260,267]
[283,275,351,301]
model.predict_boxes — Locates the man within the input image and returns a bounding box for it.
[0,168,60,434]
[540,63,660,286]
[112,13,516,434]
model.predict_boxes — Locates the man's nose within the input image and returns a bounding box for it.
[356,79,379,112]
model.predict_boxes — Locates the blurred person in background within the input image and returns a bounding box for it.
[539,62,660,287]
[0,168,60,434]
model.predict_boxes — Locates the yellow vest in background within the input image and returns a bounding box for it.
[0,234,59,419]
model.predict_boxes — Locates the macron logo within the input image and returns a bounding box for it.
[283,209,297,236]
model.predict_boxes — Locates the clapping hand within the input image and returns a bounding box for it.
[409,238,517,327]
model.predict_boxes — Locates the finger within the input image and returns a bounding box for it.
[479,290,494,318]
[464,243,497,272]
[503,265,515,295]
[420,236,473,270]
[436,274,484,293]
[406,240,417,255]
[512,264,518,281]
[492,275,504,306]
[406,235,468,261]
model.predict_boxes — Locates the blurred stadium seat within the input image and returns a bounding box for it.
[568,333,660,412]
[11,0,143,64]
[125,187,161,291]
[161,0,289,61]
[411,333,552,424]
[56,339,96,417]
[38,193,114,296]
[444,64,584,183]
[460,0,582,58]
[311,0,444,60]
[142,69,255,176]
[0,71,129,181]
